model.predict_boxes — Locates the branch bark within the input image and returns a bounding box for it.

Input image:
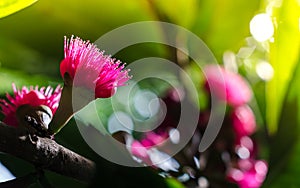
[0,122,96,183]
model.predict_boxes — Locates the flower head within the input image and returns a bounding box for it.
[227,160,268,188]
[0,84,61,127]
[204,65,252,106]
[232,105,256,137]
[130,140,152,165]
[60,36,131,98]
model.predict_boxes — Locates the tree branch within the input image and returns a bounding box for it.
[0,122,96,183]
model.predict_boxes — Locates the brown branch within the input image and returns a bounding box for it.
[0,122,96,183]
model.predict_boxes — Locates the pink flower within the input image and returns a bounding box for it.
[140,132,168,148]
[131,140,151,165]
[227,160,268,188]
[232,105,256,137]
[204,65,252,106]
[60,36,131,98]
[235,136,257,158]
[0,84,61,127]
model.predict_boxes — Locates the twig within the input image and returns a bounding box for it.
[0,122,96,183]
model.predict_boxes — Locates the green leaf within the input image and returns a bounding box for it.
[193,0,260,60]
[165,178,185,188]
[0,36,59,77]
[149,0,198,28]
[0,0,152,58]
[0,0,37,18]
[264,57,300,187]
[267,139,300,187]
[0,68,60,94]
[266,0,300,134]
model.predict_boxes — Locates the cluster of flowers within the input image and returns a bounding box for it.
[205,65,268,188]
[0,35,267,187]
[129,65,268,188]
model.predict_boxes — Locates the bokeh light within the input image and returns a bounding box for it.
[256,61,274,81]
[250,13,274,42]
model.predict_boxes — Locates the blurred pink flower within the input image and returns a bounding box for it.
[131,140,151,165]
[204,65,252,106]
[227,160,268,188]
[130,131,168,165]
[235,136,258,159]
[0,84,61,127]
[140,132,168,147]
[232,105,256,137]
[60,36,131,98]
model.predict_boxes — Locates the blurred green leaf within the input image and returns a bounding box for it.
[183,61,208,110]
[0,68,60,94]
[0,0,37,18]
[148,0,197,28]
[266,0,300,134]
[193,0,260,60]
[0,0,151,58]
[264,55,300,187]
[165,178,185,188]
[267,139,300,188]
[0,37,59,77]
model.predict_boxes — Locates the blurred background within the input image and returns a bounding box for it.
[0,0,299,187]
